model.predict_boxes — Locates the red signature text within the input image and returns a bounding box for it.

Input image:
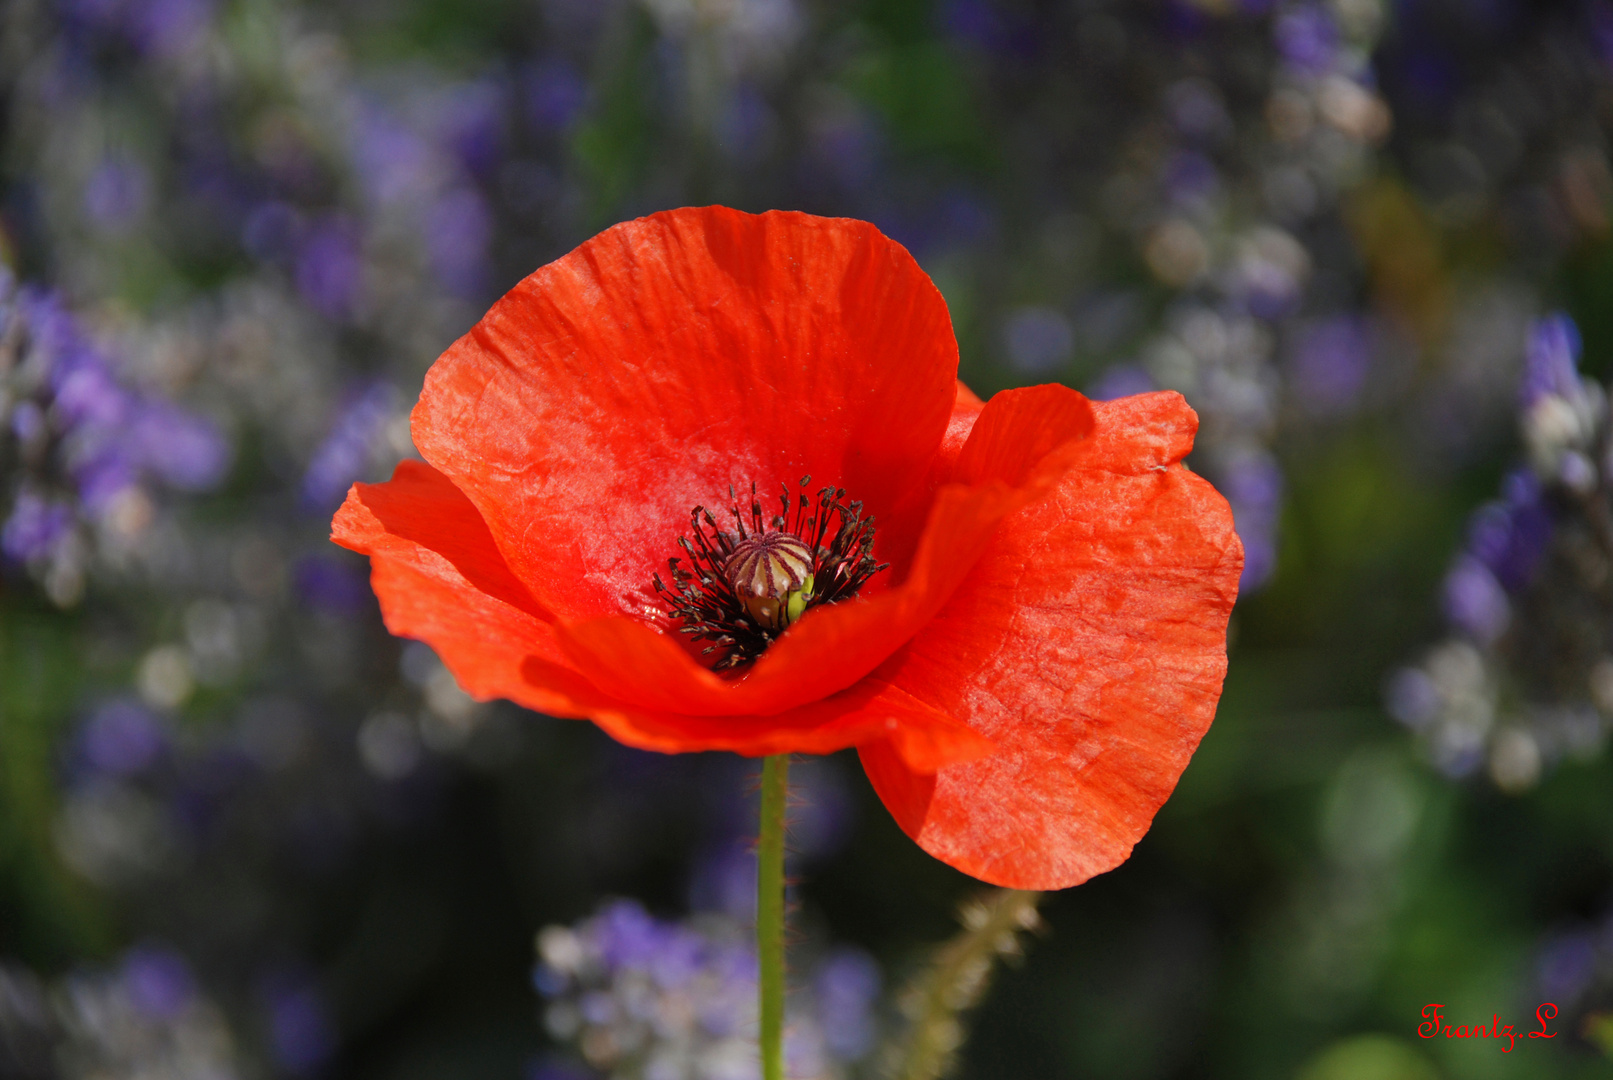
[1417,1002,1558,1052]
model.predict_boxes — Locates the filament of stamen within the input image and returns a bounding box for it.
[653,477,887,670]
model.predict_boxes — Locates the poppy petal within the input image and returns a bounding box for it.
[952,380,1095,486]
[518,657,992,769]
[954,379,985,411]
[861,391,1243,890]
[411,206,957,625]
[334,460,549,619]
[868,375,994,585]
[549,385,1097,718]
[332,463,995,769]
[857,737,936,837]
[331,461,585,716]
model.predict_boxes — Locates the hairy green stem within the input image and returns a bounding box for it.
[757,754,790,1080]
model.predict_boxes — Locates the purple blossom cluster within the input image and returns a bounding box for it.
[1527,904,1613,1056]
[300,382,404,511]
[0,944,243,1079]
[1440,470,1552,646]
[1095,0,1391,593]
[60,0,213,60]
[44,675,460,1072]
[0,6,571,1066]
[534,900,879,1080]
[1390,313,1613,790]
[0,272,228,603]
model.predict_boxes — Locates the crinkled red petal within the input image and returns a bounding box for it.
[954,379,985,412]
[531,667,994,769]
[331,464,992,769]
[411,206,957,626]
[330,461,580,714]
[550,385,1095,717]
[860,391,1243,890]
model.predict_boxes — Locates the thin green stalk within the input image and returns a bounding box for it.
[757,754,790,1080]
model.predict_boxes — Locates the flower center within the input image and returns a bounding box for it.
[726,530,815,631]
[653,478,887,671]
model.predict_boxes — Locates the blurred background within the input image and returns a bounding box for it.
[4,0,1613,1077]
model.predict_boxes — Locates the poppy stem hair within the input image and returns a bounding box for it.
[757,754,790,1080]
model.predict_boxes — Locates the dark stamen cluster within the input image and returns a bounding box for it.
[653,477,887,671]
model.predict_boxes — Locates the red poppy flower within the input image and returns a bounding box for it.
[331,206,1242,890]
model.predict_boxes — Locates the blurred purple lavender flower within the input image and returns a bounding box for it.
[300,383,398,510]
[1227,229,1309,319]
[0,950,244,1078]
[1162,0,1210,40]
[689,844,757,920]
[129,402,231,491]
[1087,365,1156,402]
[1384,667,1441,730]
[1221,449,1283,591]
[2,284,228,600]
[71,448,139,513]
[716,87,777,165]
[79,700,166,777]
[1274,4,1340,74]
[436,79,508,179]
[1525,905,1613,1043]
[241,201,303,263]
[1121,0,1392,601]
[1518,313,1600,489]
[68,0,211,55]
[425,188,493,298]
[1536,928,1601,1004]
[1290,315,1371,416]
[1002,306,1073,374]
[535,900,878,1080]
[1465,470,1552,592]
[1442,556,1510,644]
[934,190,996,250]
[1162,149,1220,209]
[178,152,251,229]
[594,900,688,973]
[353,109,436,207]
[122,945,195,1020]
[83,156,151,234]
[939,0,1011,53]
[526,1060,596,1080]
[295,218,364,321]
[1520,312,1584,407]
[1592,3,1613,69]
[523,60,590,134]
[11,400,46,444]
[806,104,882,192]
[1166,78,1231,143]
[2,492,73,562]
[49,358,128,432]
[127,0,212,57]
[293,553,372,616]
[539,0,613,41]
[261,975,335,1076]
[813,950,880,1061]
[1393,314,1613,789]
[63,0,126,33]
